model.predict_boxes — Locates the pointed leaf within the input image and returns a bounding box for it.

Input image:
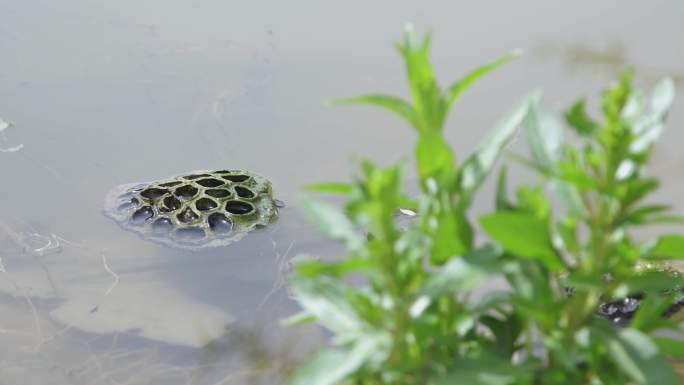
[459,96,530,196]
[446,50,521,109]
[305,182,353,195]
[565,98,599,136]
[648,235,684,260]
[523,93,563,171]
[330,94,418,129]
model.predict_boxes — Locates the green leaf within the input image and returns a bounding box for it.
[630,78,676,152]
[480,314,522,358]
[601,328,679,385]
[617,204,672,226]
[495,166,515,211]
[329,94,418,129]
[630,294,681,333]
[283,311,316,326]
[446,50,521,109]
[653,337,684,359]
[422,248,495,299]
[459,96,530,196]
[621,271,684,295]
[436,355,534,385]
[295,256,374,278]
[396,26,445,133]
[289,274,361,335]
[416,131,455,182]
[523,93,563,171]
[290,334,388,385]
[648,235,684,260]
[298,196,364,253]
[305,182,353,195]
[480,212,564,271]
[565,98,600,136]
[429,207,471,264]
[623,178,660,208]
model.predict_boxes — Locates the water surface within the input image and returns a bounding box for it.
[0,1,682,384]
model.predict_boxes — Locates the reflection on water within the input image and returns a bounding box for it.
[535,41,684,86]
[0,217,327,384]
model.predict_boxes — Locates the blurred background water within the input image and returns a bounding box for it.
[0,1,682,384]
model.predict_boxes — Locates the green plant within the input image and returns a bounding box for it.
[287,26,684,385]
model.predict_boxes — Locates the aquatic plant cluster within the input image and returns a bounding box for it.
[287,26,684,384]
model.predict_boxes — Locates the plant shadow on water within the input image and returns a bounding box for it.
[0,204,332,384]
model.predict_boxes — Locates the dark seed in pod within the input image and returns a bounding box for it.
[132,206,154,222]
[183,174,211,180]
[140,188,168,200]
[196,178,224,188]
[175,227,205,240]
[234,186,255,198]
[174,185,198,199]
[177,208,200,224]
[208,213,232,232]
[222,174,250,182]
[205,189,232,198]
[152,217,173,233]
[225,200,254,215]
[159,181,182,187]
[195,197,218,211]
[160,196,182,212]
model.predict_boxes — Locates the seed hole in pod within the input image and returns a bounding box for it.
[160,196,182,212]
[214,170,234,174]
[177,208,200,224]
[234,186,255,198]
[183,174,211,180]
[152,217,173,233]
[208,213,232,232]
[196,178,224,188]
[175,227,205,240]
[174,185,198,199]
[222,174,250,182]
[140,188,168,200]
[132,206,154,222]
[159,181,182,187]
[205,189,232,198]
[225,200,254,215]
[195,197,218,211]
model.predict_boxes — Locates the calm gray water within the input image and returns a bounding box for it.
[0,1,682,384]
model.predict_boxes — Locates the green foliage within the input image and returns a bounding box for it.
[288,26,683,385]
